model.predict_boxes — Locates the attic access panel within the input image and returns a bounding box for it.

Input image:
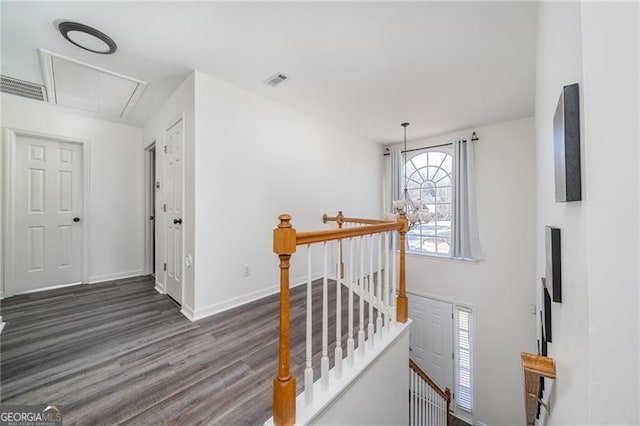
[39,49,147,119]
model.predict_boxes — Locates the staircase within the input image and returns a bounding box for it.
[409,359,452,426]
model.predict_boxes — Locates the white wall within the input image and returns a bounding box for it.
[143,73,195,309]
[191,70,383,318]
[537,2,640,423]
[387,117,537,425]
[310,328,409,426]
[1,93,144,286]
[535,3,589,424]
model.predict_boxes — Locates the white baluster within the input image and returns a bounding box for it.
[410,371,414,425]
[304,245,313,404]
[376,233,383,342]
[391,229,397,326]
[347,238,355,366]
[335,239,343,378]
[321,242,329,390]
[383,231,390,335]
[358,236,365,357]
[368,234,374,349]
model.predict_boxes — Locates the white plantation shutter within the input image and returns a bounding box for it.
[456,306,473,412]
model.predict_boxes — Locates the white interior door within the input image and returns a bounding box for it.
[15,136,83,293]
[164,120,183,303]
[409,294,454,393]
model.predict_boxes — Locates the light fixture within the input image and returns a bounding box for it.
[58,21,117,55]
[393,122,428,229]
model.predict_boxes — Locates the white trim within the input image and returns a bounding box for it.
[38,49,148,119]
[143,141,156,276]
[88,270,142,284]
[0,321,5,335]
[182,273,322,322]
[15,281,82,295]
[2,128,91,297]
[180,303,196,321]
[453,304,476,424]
[154,279,166,295]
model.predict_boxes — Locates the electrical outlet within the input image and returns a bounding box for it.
[529,304,537,315]
[242,264,250,277]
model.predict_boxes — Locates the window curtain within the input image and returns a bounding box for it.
[453,140,482,260]
[384,149,403,214]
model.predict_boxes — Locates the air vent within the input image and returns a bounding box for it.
[0,75,47,102]
[264,72,289,87]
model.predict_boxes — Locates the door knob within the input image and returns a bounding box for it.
[177,218,182,225]
[173,218,182,225]
[73,217,80,223]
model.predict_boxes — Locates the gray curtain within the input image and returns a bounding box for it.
[453,140,482,260]
[384,149,403,214]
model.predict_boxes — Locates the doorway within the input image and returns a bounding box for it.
[3,130,88,296]
[408,293,454,394]
[164,119,183,304]
[144,143,156,277]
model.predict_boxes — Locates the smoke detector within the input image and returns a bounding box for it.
[264,72,289,87]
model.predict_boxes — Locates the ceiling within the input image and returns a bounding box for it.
[1,2,537,143]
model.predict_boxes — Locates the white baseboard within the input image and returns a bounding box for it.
[180,303,196,321]
[154,280,166,294]
[184,273,322,322]
[14,281,82,295]
[88,270,142,284]
[0,322,4,334]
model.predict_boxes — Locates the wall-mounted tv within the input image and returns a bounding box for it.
[553,83,581,202]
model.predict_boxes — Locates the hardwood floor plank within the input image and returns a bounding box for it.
[1,275,379,424]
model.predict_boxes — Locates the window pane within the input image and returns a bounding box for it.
[410,153,427,169]
[403,149,453,256]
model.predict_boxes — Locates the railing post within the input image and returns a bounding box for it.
[273,214,297,426]
[337,211,345,278]
[396,211,408,323]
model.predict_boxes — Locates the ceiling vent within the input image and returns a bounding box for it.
[0,75,48,102]
[264,72,289,87]
[39,49,147,119]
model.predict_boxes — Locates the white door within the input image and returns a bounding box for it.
[15,136,83,293]
[165,120,183,303]
[409,294,454,393]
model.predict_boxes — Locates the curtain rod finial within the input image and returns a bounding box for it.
[471,131,479,141]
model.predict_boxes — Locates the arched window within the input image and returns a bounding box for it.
[404,150,453,255]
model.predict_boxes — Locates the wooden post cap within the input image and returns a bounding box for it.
[274,214,297,255]
[278,214,292,228]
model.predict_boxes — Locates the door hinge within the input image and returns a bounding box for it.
[163,204,167,212]
[163,145,167,153]
[163,263,167,271]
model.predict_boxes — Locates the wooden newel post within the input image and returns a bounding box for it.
[273,214,297,426]
[396,212,408,323]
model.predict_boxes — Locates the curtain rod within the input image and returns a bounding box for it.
[382,131,479,156]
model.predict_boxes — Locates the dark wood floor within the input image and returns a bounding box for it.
[1,275,373,425]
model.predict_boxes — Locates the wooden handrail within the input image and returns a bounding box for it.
[323,212,395,225]
[521,353,555,426]
[272,212,409,426]
[297,222,400,245]
[409,359,451,402]
[410,359,452,426]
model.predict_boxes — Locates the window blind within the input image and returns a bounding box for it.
[456,306,473,412]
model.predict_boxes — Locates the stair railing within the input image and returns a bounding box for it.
[272,211,408,426]
[409,359,452,426]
